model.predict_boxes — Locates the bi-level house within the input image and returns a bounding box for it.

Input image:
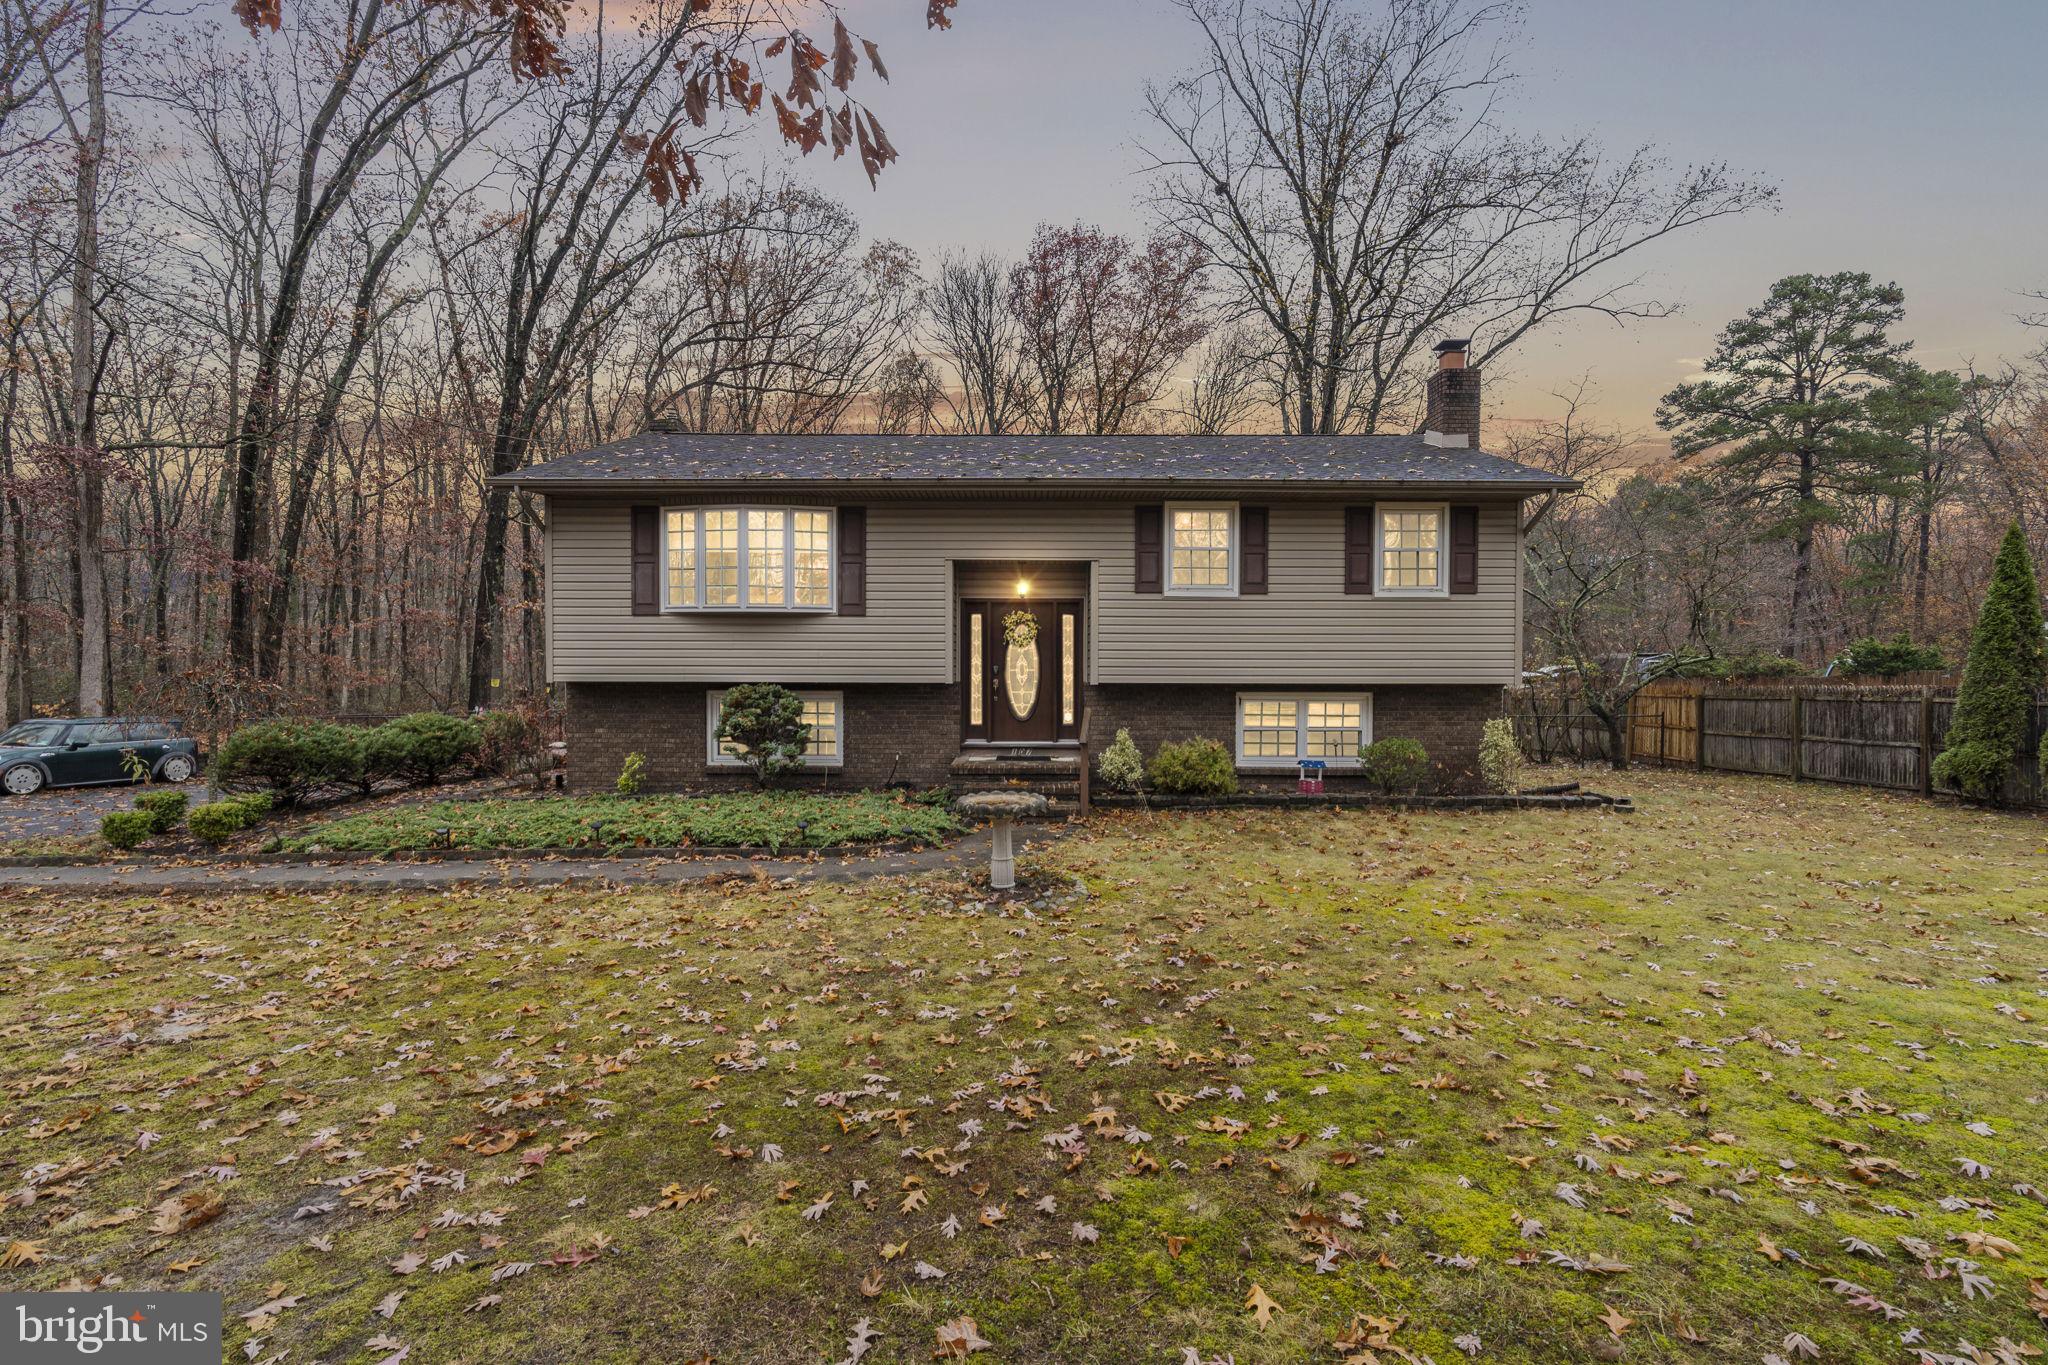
[500,341,1575,794]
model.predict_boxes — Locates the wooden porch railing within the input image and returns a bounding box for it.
[1075,709,1092,816]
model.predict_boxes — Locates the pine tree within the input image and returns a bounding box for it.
[1656,273,1911,660]
[1931,523,2045,802]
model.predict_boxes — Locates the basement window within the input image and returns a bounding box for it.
[1234,693,1371,767]
[707,690,843,768]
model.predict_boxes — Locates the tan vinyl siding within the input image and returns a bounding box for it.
[544,496,1524,686]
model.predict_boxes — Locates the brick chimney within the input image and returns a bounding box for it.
[1423,338,1480,449]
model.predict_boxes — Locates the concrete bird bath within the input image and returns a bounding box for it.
[954,790,1048,890]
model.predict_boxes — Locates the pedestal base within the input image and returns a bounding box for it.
[989,819,1015,890]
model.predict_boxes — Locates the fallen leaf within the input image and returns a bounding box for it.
[934,1315,992,1357]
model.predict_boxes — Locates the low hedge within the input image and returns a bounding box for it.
[100,810,156,850]
[1357,737,1431,795]
[360,713,482,787]
[1148,739,1238,796]
[215,720,359,805]
[189,792,273,846]
[214,711,486,804]
[283,792,961,855]
[134,789,189,833]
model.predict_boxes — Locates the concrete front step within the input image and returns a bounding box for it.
[950,750,1085,819]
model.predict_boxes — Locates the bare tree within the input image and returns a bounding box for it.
[929,251,1025,434]
[872,349,944,434]
[1143,0,1774,435]
[1008,222,1208,436]
[220,0,509,677]
[18,0,111,710]
[255,67,523,677]
[653,187,921,435]
[1175,324,1268,434]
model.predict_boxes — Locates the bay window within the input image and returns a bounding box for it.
[663,507,833,610]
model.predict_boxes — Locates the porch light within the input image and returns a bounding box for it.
[1014,578,1031,598]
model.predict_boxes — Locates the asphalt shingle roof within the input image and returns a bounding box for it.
[500,433,1574,490]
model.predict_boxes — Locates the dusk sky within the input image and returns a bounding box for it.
[764,0,2048,439]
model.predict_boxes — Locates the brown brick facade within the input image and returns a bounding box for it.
[1084,683,1500,793]
[564,681,959,793]
[565,680,1500,794]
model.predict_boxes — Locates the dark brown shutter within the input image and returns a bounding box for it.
[837,506,867,616]
[1343,505,1375,595]
[1449,504,1479,595]
[1134,505,1163,594]
[630,505,659,615]
[1240,506,1268,594]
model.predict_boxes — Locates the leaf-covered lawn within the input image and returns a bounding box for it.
[3,767,2045,1364]
[281,790,961,853]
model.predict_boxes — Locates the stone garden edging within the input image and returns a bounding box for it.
[1089,790,1631,813]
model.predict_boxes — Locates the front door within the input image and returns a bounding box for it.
[990,601,1057,742]
[964,600,1080,744]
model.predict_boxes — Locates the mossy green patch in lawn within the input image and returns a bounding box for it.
[2,766,2045,1363]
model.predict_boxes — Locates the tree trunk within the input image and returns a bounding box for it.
[464,425,523,711]
[70,0,109,714]
[1914,474,1933,639]
[1786,446,1816,660]
[0,359,26,724]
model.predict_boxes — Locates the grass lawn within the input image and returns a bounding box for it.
[2,767,2045,1363]
[280,790,961,853]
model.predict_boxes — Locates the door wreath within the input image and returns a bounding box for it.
[1001,609,1039,649]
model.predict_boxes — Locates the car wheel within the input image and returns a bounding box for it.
[2,764,46,796]
[158,755,195,784]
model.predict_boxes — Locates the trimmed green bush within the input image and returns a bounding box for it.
[1478,717,1524,793]
[1148,738,1238,796]
[616,751,647,796]
[134,790,188,834]
[215,720,360,805]
[1933,522,2044,801]
[100,810,155,850]
[1358,737,1431,795]
[1832,634,1946,677]
[715,684,810,785]
[1095,729,1145,793]
[360,713,482,787]
[188,792,272,846]
[1670,651,1808,680]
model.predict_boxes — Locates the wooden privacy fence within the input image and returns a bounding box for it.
[1608,680,2047,807]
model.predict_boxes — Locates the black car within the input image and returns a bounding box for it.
[0,717,202,796]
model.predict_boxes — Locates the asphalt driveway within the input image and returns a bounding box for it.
[0,784,145,841]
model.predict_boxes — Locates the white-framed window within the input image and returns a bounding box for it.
[1234,692,1371,766]
[1376,503,1447,595]
[663,507,833,611]
[1165,502,1237,595]
[706,689,843,768]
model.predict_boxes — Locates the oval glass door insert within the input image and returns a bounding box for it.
[1005,638,1040,720]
